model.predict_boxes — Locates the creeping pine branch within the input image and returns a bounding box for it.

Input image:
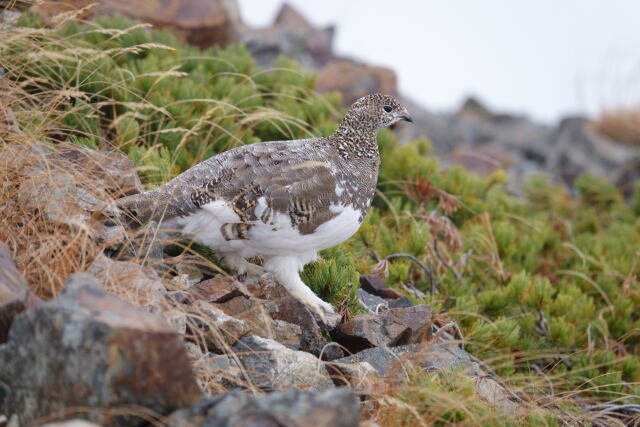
[384,253,437,295]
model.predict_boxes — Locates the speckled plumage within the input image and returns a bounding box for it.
[117,94,412,321]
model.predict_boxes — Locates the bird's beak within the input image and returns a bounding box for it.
[398,108,413,123]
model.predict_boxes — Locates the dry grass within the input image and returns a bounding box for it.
[591,106,640,147]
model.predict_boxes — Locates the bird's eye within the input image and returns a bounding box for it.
[383,105,392,113]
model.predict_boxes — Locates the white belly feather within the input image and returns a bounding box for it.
[164,200,362,259]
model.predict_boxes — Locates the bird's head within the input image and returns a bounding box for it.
[342,94,413,132]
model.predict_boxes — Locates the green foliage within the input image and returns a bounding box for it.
[2,13,341,185]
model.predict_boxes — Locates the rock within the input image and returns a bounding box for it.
[0,242,41,343]
[115,221,169,262]
[326,361,385,395]
[238,3,335,69]
[16,170,91,227]
[357,288,389,313]
[187,275,246,303]
[388,296,414,309]
[232,335,334,391]
[163,308,188,335]
[334,341,481,378]
[33,0,241,49]
[88,253,166,307]
[221,280,342,358]
[189,300,251,352]
[334,340,521,411]
[197,353,246,390]
[333,305,432,353]
[47,145,143,197]
[172,260,204,287]
[359,274,403,300]
[316,60,398,105]
[168,387,360,427]
[447,144,514,176]
[0,273,202,425]
[550,117,640,195]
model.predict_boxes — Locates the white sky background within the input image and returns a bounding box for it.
[238,0,640,124]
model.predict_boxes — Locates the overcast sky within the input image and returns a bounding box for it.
[238,0,640,124]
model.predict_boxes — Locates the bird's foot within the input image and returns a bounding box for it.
[223,254,265,277]
[309,300,340,329]
[240,263,266,277]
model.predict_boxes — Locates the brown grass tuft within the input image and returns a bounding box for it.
[591,107,640,147]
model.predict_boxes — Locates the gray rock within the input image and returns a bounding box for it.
[238,3,335,69]
[232,335,334,391]
[221,279,342,358]
[334,341,483,378]
[187,276,247,303]
[168,387,360,427]
[388,296,414,309]
[88,253,166,306]
[189,300,251,352]
[334,340,521,411]
[0,273,202,426]
[359,274,403,300]
[357,288,388,313]
[326,361,384,395]
[0,242,41,343]
[333,305,432,353]
[549,117,640,194]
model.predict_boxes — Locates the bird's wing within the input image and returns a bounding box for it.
[119,139,342,235]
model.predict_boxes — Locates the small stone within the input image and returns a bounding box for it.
[163,308,188,335]
[0,273,202,426]
[233,335,334,391]
[357,288,389,313]
[190,300,251,352]
[333,305,432,353]
[359,274,403,300]
[388,296,414,309]
[175,261,204,286]
[326,361,385,395]
[187,276,245,303]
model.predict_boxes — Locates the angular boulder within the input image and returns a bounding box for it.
[316,60,398,105]
[333,305,432,353]
[32,0,241,49]
[334,340,521,411]
[187,275,247,303]
[47,144,143,198]
[219,280,341,358]
[232,335,334,391]
[168,387,360,427]
[0,273,202,425]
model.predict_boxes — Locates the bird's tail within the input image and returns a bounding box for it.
[113,191,155,227]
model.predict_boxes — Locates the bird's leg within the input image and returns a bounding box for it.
[222,253,265,277]
[263,255,336,323]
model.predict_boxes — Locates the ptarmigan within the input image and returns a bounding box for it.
[117,94,413,322]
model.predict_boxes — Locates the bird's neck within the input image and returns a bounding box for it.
[331,115,380,162]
